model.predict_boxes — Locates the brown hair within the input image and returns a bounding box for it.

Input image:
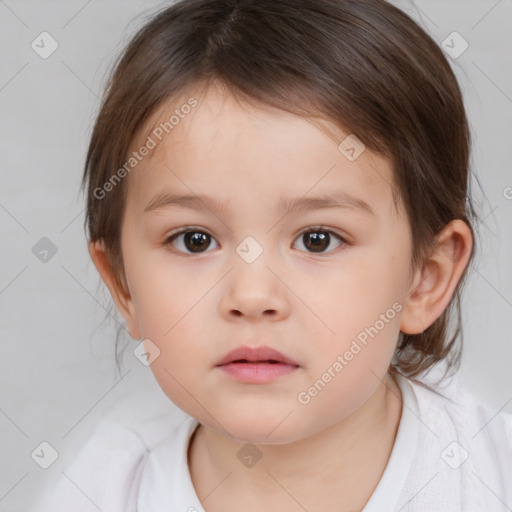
[82,0,479,392]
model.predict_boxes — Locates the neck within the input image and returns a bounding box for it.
[188,372,403,512]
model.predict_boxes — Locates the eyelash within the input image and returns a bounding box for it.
[163,225,348,255]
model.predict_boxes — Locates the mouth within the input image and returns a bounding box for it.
[230,359,284,363]
[216,345,300,383]
[216,345,299,367]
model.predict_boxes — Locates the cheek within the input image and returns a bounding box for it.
[126,251,217,345]
[306,258,405,341]
[321,296,401,381]
[125,245,212,335]
[303,249,406,383]
[298,303,401,426]
[138,304,212,414]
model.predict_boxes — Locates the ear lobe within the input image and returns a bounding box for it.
[88,240,141,340]
[400,219,473,335]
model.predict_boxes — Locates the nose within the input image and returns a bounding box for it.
[219,259,290,322]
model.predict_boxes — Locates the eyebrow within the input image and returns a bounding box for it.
[144,191,375,217]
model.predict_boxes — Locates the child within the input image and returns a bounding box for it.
[32,0,512,510]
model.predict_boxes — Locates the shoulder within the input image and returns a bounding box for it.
[29,389,189,512]
[407,368,512,446]
[400,368,512,508]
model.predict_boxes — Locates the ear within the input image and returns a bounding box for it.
[400,219,473,334]
[88,239,141,340]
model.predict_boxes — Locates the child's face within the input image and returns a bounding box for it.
[114,85,417,443]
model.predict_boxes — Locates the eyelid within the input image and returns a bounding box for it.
[295,225,348,242]
[164,225,349,241]
[163,225,350,254]
[165,225,214,240]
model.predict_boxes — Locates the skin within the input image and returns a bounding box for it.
[89,82,473,511]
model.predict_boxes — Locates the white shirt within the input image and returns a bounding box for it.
[30,372,512,512]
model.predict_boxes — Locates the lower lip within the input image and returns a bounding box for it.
[217,362,299,383]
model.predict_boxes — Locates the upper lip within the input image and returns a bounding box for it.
[216,345,299,366]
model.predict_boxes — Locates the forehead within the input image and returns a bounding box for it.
[125,84,399,218]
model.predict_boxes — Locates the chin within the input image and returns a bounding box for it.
[220,415,305,445]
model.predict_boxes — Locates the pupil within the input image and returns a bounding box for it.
[305,231,329,252]
[185,232,210,252]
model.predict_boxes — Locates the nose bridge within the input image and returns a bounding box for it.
[221,234,289,320]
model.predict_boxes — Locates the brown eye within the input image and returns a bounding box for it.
[293,228,345,254]
[166,230,219,253]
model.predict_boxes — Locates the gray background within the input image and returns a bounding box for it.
[0,0,511,510]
